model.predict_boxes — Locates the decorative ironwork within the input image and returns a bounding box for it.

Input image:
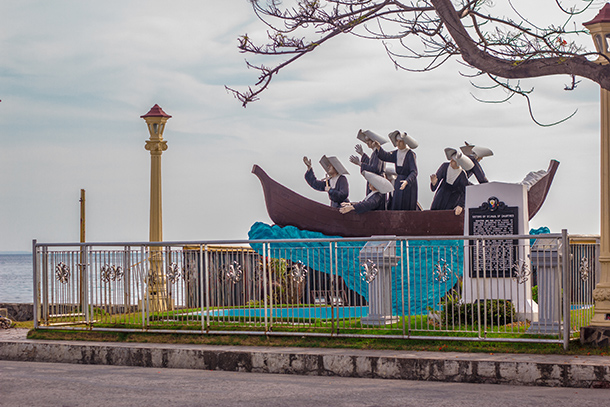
[579,257,590,282]
[434,259,452,283]
[147,271,158,287]
[225,261,242,284]
[512,260,530,284]
[291,261,308,283]
[167,262,181,284]
[55,262,70,284]
[100,264,123,282]
[360,259,378,283]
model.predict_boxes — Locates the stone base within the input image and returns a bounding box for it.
[580,326,610,347]
[361,314,400,326]
[0,303,33,321]
[527,321,562,335]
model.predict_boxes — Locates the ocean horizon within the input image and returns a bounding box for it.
[0,253,33,303]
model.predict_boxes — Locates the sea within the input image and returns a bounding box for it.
[0,254,33,303]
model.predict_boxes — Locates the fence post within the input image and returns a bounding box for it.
[83,245,90,325]
[562,229,571,350]
[262,243,268,333]
[32,240,38,329]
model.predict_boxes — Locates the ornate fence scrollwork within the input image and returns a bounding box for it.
[167,262,181,284]
[579,257,590,282]
[434,259,452,283]
[360,259,378,284]
[225,261,242,284]
[512,260,530,284]
[290,261,308,283]
[100,264,123,283]
[55,262,70,284]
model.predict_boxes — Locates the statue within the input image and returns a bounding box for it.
[460,142,493,184]
[430,148,473,216]
[349,129,387,194]
[340,171,393,214]
[373,130,419,211]
[303,155,350,208]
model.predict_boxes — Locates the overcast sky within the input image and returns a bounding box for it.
[0,1,605,252]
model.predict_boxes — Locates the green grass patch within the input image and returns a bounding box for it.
[25,327,610,355]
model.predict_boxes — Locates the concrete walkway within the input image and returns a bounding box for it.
[1,328,609,388]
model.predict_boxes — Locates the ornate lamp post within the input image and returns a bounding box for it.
[141,104,172,312]
[583,5,610,343]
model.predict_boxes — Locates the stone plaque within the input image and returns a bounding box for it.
[468,197,518,277]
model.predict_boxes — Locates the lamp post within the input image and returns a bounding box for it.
[141,104,172,312]
[583,5,610,343]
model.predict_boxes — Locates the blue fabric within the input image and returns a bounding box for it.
[248,222,462,315]
[529,226,551,244]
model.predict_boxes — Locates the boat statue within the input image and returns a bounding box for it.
[252,160,559,238]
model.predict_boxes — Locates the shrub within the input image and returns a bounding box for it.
[440,295,516,327]
[532,285,538,303]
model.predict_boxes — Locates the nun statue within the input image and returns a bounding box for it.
[340,171,393,214]
[460,142,493,184]
[373,130,419,211]
[430,148,474,215]
[349,129,386,193]
[303,155,350,208]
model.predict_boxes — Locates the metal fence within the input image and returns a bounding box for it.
[33,231,596,349]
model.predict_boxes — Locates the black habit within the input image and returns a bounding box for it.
[465,155,488,184]
[430,162,469,210]
[353,191,386,214]
[305,168,349,208]
[377,148,418,211]
[360,150,385,194]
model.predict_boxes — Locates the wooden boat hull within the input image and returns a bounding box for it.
[252,160,559,238]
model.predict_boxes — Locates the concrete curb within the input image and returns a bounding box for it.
[1,336,610,388]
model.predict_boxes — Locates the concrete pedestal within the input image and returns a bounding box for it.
[359,241,399,326]
[528,238,563,334]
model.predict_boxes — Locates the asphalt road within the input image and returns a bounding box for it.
[0,361,608,407]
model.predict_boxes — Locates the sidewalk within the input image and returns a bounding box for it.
[1,328,609,388]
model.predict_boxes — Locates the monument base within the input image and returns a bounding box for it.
[580,326,610,347]
[361,314,400,326]
[527,321,562,335]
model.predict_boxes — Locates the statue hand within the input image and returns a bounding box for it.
[430,174,437,185]
[349,155,361,166]
[303,156,312,169]
[354,144,364,156]
[400,180,408,190]
[454,206,463,216]
[339,204,354,214]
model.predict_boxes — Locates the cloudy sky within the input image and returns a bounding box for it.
[0,0,605,252]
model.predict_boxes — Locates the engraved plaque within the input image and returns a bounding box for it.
[468,197,518,277]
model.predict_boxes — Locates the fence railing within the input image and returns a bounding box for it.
[33,232,596,349]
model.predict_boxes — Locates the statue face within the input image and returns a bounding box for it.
[449,159,460,169]
[365,139,375,149]
[327,165,338,176]
[396,139,406,150]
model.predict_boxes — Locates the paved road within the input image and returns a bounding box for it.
[1,361,608,407]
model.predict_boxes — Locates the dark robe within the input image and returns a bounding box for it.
[430,162,469,210]
[377,148,418,211]
[360,150,385,194]
[305,168,349,208]
[465,155,488,184]
[353,191,386,214]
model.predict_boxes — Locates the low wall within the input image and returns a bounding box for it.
[0,303,33,321]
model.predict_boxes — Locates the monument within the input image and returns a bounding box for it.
[462,182,538,321]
